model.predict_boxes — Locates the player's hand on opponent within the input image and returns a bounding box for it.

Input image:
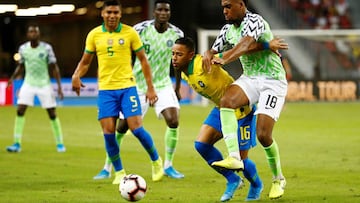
[211,56,225,66]
[71,76,85,96]
[202,50,214,73]
[270,37,289,57]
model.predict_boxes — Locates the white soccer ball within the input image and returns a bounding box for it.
[119,174,147,202]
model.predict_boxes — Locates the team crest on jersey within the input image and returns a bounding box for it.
[118,39,125,45]
[166,40,173,47]
[38,53,45,58]
[198,81,205,88]
[107,39,113,45]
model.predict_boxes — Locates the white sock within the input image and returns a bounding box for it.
[164,160,171,169]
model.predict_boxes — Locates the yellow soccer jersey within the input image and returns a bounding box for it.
[182,54,251,119]
[85,23,143,90]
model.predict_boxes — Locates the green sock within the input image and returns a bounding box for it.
[220,108,240,160]
[14,115,25,144]
[164,127,179,167]
[105,131,125,166]
[50,117,64,145]
[263,139,283,179]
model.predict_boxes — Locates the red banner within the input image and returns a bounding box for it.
[0,80,12,105]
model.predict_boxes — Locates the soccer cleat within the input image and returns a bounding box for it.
[56,144,66,152]
[220,176,243,202]
[93,169,111,180]
[152,157,164,181]
[211,156,244,171]
[112,169,126,185]
[164,166,184,179]
[245,183,263,201]
[269,178,286,199]
[6,143,21,153]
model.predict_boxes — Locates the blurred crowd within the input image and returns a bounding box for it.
[289,0,351,29]
[289,0,359,71]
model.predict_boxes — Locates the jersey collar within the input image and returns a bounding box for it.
[187,57,195,75]
[102,23,122,33]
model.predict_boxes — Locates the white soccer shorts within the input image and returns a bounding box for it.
[119,85,180,119]
[233,75,288,121]
[17,83,57,108]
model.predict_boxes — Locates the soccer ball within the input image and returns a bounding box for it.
[119,174,147,202]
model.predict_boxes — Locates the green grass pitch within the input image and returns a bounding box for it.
[0,102,359,202]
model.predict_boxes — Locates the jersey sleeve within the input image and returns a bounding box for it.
[45,43,57,64]
[211,24,231,53]
[85,29,96,54]
[169,23,184,38]
[18,44,26,65]
[131,28,144,52]
[242,14,265,41]
[133,20,152,34]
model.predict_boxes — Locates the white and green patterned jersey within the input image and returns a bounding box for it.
[19,41,56,86]
[133,20,184,92]
[212,11,286,80]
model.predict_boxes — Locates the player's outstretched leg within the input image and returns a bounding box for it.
[221,175,243,202]
[269,178,286,199]
[112,169,126,184]
[94,131,125,180]
[6,115,25,153]
[152,156,163,182]
[211,156,244,171]
[164,127,184,179]
[212,108,244,171]
[132,127,163,181]
[195,141,244,202]
[243,158,263,201]
[263,140,286,199]
[50,117,66,152]
[6,143,21,152]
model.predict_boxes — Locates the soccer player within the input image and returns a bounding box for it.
[71,0,163,184]
[203,0,288,199]
[93,0,185,180]
[6,25,66,153]
[172,37,287,201]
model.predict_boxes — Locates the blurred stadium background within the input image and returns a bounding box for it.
[0,0,360,106]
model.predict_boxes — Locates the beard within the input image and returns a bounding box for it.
[226,19,242,25]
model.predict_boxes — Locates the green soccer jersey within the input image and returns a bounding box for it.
[19,41,56,86]
[212,11,286,80]
[133,20,184,92]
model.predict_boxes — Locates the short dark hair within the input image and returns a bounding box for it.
[243,0,248,6]
[155,0,171,6]
[175,37,195,52]
[103,0,121,9]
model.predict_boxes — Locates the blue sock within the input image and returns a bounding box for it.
[104,133,122,171]
[243,158,262,187]
[132,127,159,161]
[194,141,239,183]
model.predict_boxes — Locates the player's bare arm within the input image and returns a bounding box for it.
[7,64,25,88]
[174,69,182,100]
[247,37,289,55]
[50,63,64,100]
[211,35,255,65]
[135,49,158,106]
[202,49,217,73]
[71,52,93,96]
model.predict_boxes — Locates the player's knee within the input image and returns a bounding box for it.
[167,119,178,128]
[17,110,25,116]
[257,132,272,147]
[194,141,209,153]
[220,96,237,109]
